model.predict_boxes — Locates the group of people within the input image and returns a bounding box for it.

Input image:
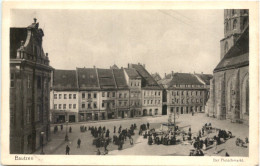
[80,125,88,132]
[53,124,72,133]
[138,123,150,135]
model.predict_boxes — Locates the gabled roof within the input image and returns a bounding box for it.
[194,74,213,85]
[97,69,117,90]
[53,70,78,91]
[168,73,204,87]
[131,64,162,90]
[76,68,100,90]
[124,68,141,79]
[214,26,249,72]
[113,69,129,90]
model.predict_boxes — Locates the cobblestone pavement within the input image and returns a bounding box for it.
[34,113,249,156]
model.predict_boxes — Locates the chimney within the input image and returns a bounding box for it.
[93,65,96,68]
[34,18,37,23]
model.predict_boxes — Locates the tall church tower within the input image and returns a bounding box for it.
[220,9,249,59]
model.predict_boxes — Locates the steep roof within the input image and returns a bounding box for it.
[113,69,129,90]
[168,73,204,87]
[214,26,249,72]
[194,74,213,85]
[53,70,78,91]
[151,73,162,81]
[124,68,141,79]
[76,68,100,90]
[97,69,117,90]
[131,64,162,90]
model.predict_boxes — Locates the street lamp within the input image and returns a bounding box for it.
[40,132,44,154]
[65,120,69,141]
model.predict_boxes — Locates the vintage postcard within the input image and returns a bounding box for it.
[1,1,259,165]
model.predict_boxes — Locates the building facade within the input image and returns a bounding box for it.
[206,9,249,125]
[10,19,52,154]
[158,72,212,115]
[124,68,142,117]
[129,64,163,116]
[50,70,79,123]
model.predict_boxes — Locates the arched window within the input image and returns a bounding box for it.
[233,19,237,30]
[231,9,235,16]
[224,42,229,54]
[225,22,229,33]
[243,18,248,30]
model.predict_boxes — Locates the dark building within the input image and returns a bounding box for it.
[10,19,52,154]
[206,9,249,124]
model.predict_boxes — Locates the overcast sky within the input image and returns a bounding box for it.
[11,9,224,76]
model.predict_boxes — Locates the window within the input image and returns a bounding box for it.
[37,76,41,89]
[73,94,76,99]
[144,92,146,96]
[63,104,66,109]
[119,101,122,106]
[155,109,158,115]
[112,102,115,108]
[59,94,62,99]
[10,73,15,88]
[224,42,229,54]
[88,103,91,109]
[107,92,110,97]
[119,93,122,98]
[107,103,110,108]
[54,94,57,99]
[155,100,157,104]
[147,100,150,104]
[200,99,203,103]
[124,101,127,106]
[233,19,237,29]
[82,93,85,99]
[177,91,179,95]
[131,82,133,86]
[69,94,72,99]
[27,75,31,89]
[144,100,146,104]
[54,104,57,109]
[82,104,85,108]
[94,93,97,98]
[112,92,115,97]
[69,104,72,109]
[64,94,67,99]
[151,100,153,104]
[158,92,160,96]
[94,102,97,108]
[102,92,105,97]
[88,93,91,99]
[102,102,105,108]
[231,9,235,16]
[155,91,157,96]
[73,104,76,109]
[158,100,160,104]
[181,91,184,95]
[124,93,127,98]
[26,107,31,124]
[36,105,41,122]
[59,104,61,109]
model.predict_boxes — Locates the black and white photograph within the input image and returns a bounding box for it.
[1,1,259,166]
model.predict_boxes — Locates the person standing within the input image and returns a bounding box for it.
[61,124,63,131]
[213,140,218,154]
[106,129,110,138]
[69,126,72,133]
[77,138,81,148]
[66,145,70,155]
[147,122,150,130]
[114,126,116,133]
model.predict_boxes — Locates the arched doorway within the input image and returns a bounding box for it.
[143,109,147,116]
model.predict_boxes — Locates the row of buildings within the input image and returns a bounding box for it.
[50,63,213,123]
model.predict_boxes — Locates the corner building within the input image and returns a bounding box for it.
[10,19,52,154]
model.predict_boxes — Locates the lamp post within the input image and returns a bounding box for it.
[40,132,44,154]
[65,120,69,141]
